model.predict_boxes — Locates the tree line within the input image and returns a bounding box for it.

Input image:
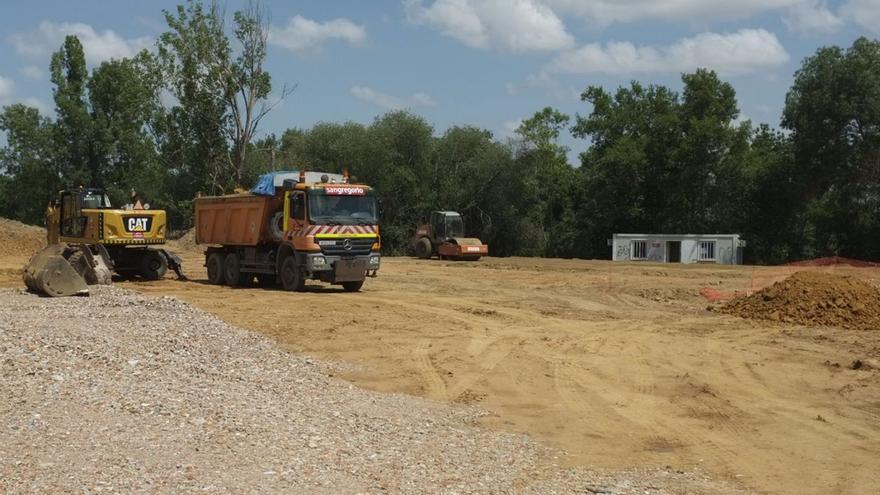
[1,1,878,263]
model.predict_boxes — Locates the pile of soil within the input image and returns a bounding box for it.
[0,217,46,257]
[786,256,880,268]
[166,228,197,252]
[720,271,880,330]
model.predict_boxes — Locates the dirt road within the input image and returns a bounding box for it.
[3,245,879,494]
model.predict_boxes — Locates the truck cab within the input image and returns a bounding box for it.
[281,180,381,290]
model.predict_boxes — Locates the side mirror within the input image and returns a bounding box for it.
[377,198,385,216]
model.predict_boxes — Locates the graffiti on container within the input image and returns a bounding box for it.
[616,244,630,260]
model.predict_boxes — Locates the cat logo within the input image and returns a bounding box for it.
[124,216,153,233]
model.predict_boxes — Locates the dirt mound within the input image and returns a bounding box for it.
[786,256,880,267]
[165,228,197,252]
[720,271,880,330]
[0,217,46,257]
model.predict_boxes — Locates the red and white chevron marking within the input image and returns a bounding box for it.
[298,224,378,236]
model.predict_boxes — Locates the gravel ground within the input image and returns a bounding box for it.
[0,287,748,494]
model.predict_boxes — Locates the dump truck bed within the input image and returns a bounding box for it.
[195,194,280,246]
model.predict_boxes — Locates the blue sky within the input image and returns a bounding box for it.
[0,0,876,164]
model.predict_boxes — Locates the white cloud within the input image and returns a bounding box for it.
[10,21,151,65]
[0,76,51,114]
[544,29,790,76]
[503,118,523,134]
[269,15,366,53]
[21,97,51,115]
[840,0,880,33]
[545,0,803,25]
[350,86,437,109]
[405,0,573,53]
[0,76,13,101]
[410,92,437,106]
[19,66,43,80]
[783,1,844,34]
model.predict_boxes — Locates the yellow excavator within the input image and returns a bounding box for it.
[23,187,185,296]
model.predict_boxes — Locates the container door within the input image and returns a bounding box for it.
[666,241,681,263]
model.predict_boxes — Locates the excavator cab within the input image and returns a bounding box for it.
[50,188,112,242]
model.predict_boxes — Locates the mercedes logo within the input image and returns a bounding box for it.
[342,239,353,251]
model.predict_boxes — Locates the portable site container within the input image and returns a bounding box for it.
[611,234,745,265]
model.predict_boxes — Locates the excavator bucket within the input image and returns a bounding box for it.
[22,244,89,297]
[22,243,114,297]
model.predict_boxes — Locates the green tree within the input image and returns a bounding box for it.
[782,37,880,259]
[50,35,92,186]
[572,71,752,258]
[0,105,58,223]
[88,52,165,205]
[159,0,289,193]
[515,107,577,257]
[361,111,435,252]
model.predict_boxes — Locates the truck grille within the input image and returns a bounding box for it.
[320,238,376,256]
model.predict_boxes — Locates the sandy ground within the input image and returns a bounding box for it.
[3,245,879,494]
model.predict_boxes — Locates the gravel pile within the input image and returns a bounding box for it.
[0,287,747,494]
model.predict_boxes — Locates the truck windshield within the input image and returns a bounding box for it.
[309,194,378,225]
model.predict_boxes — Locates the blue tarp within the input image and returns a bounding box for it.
[250,171,299,196]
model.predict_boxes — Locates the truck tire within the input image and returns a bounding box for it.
[206,252,224,284]
[280,256,305,292]
[415,237,433,259]
[268,211,285,241]
[224,253,250,286]
[342,281,364,292]
[139,249,167,280]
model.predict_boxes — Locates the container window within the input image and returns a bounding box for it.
[631,240,647,260]
[699,241,716,261]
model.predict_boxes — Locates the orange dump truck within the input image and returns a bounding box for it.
[195,171,380,292]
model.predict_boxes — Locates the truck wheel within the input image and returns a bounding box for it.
[415,237,433,259]
[268,211,285,241]
[224,253,250,286]
[280,256,305,292]
[342,281,364,292]
[206,252,224,284]
[139,250,167,280]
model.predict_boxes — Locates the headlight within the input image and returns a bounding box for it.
[369,255,380,267]
[313,256,326,266]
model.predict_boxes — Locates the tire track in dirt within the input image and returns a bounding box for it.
[414,340,449,401]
